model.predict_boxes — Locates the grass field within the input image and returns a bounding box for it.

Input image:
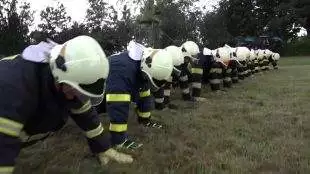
[15,56,310,174]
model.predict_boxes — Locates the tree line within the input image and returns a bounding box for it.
[0,0,309,56]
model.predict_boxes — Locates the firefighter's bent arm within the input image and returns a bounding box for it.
[69,98,111,154]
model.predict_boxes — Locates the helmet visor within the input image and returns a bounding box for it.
[78,78,106,106]
[61,78,106,106]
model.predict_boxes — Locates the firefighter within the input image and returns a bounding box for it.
[0,36,134,174]
[104,40,174,150]
[177,41,206,102]
[235,47,251,80]
[257,49,266,71]
[201,47,215,86]
[209,48,226,92]
[249,49,257,75]
[253,49,260,73]
[219,47,233,88]
[271,52,280,69]
[225,46,242,84]
[264,49,273,70]
[153,45,184,110]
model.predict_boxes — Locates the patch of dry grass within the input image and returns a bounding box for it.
[15,57,310,174]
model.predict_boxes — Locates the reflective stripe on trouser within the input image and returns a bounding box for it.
[153,88,165,110]
[209,64,223,91]
[0,166,14,174]
[179,71,191,100]
[107,93,131,145]
[192,82,202,97]
[223,77,232,88]
[231,68,239,83]
[163,82,171,105]
[272,61,278,69]
[223,68,232,88]
[0,117,23,137]
[191,66,203,98]
[237,67,245,80]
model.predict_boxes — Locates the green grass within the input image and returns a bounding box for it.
[15,56,310,174]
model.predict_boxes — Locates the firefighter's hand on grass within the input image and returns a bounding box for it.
[193,97,207,102]
[98,148,133,165]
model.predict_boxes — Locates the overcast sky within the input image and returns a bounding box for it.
[20,0,307,36]
[22,0,220,25]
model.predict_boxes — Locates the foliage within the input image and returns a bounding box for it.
[283,37,310,56]
[37,2,72,38]
[0,0,34,55]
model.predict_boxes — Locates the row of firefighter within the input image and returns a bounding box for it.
[0,35,280,173]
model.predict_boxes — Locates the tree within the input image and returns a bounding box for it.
[199,11,233,49]
[37,2,72,38]
[293,0,310,36]
[86,0,115,30]
[0,0,33,55]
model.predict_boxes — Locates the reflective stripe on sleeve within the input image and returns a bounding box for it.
[0,55,19,61]
[210,68,222,74]
[70,100,91,114]
[106,94,131,102]
[191,68,203,74]
[85,123,104,139]
[0,117,23,137]
[0,166,14,174]
[139,90,151,98]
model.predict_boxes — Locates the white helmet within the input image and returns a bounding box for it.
[249,49,256,61]
[165,45,184,66]
[141,48,174,91]
[203,47,212,56]
[181,41,199,60]
[265,49,273,58]
[257,49,265,60]
[272,53,280,61]
[49,35,109,106]
[235,47,250,61]
[216,47,231,66]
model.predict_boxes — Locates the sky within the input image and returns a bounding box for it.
[22,0,220,26]
[20,0,307,36]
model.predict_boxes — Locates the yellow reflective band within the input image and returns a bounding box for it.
[0,117,23,137]
[210,68,222,74]
[139,89,150,98]
[137,111,151,118]
[191,68,203,74]
[106,94,131,102]
[0,166,14,174]
[0,55,18,61]
[164,89,171,96]
[155,98,164,103]
[179,75,188,82]
[109,124,128,132]
[85,123,104,139]
[70,100,91,114]
[192,82,202,89]
[182,88,190,94]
